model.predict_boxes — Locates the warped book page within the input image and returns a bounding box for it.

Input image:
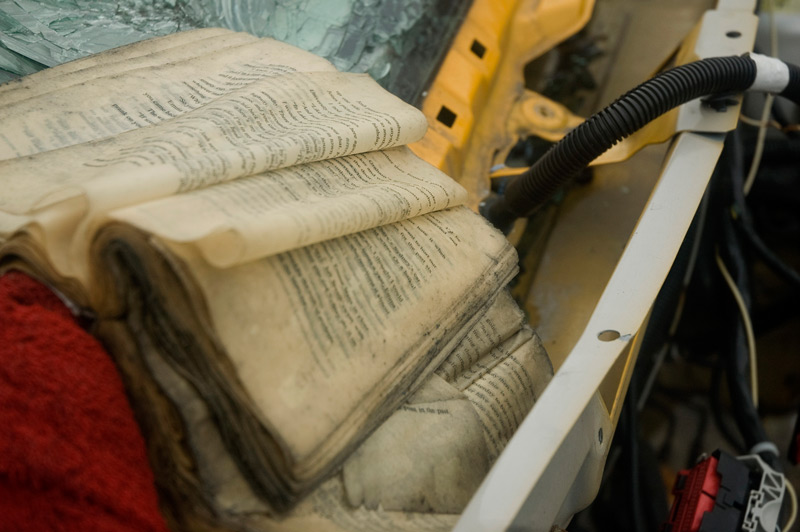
[0,31,335,158]
[0,70,426,217]
[0,29,253,104]
[0,30,551,527]
[0,42,428,294]
[99,317,461,532]
[99,288,551,532]
[342,291,553,513]
[90,206,519,510]
[109,147,466,266]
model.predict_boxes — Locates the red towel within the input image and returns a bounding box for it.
[0,271,169,532]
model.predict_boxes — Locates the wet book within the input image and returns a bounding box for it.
[0,29,551,531]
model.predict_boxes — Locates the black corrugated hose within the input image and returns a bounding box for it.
[482,54,800,231]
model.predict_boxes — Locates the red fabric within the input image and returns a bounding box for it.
[0,271,169,532]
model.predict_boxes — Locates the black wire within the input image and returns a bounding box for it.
[769,101,799,134]
[728,140,800,288]
[719,129,778,468]
[482,55,760,230]
[710,363,747,453]
[644,398,678,460]
[730,124,800,291]
[651,393,712,465]
[687,400,710,466]
[752,291,800,336]
[626,375,647,532]
[735,216,800,290]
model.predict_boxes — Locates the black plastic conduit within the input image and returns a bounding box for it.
[482,54,800,231]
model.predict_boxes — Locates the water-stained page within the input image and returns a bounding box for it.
[109,147,466,266]
[0,29,239,102]
[164,207,517,473]
[0,70,427,220]
[0,31,335,159]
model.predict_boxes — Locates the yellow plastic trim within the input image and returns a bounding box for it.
[409,0,596,207]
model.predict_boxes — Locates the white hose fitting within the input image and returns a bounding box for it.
[748,53,790,93]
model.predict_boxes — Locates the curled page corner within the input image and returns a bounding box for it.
[197,228,246,268]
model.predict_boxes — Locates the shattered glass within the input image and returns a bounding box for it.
[0,0,469,103]
[0,0,195,82]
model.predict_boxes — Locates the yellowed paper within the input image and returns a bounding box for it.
[133,293,471,532]
[0,33,335,160]
[1,60,429,284]
[279,478,458,532]
[342,375,489,513]
[435,290,526,383]
[0,29,232,98]
[0,31,539,530]
[165,207,516,472]
[463,328,552,460]
[110,147,467,265]
[0,71,427,218]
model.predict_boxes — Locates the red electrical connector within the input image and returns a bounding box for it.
[661,454,722,532]
[661,450,786,532]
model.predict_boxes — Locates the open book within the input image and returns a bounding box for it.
[0,29,552,530]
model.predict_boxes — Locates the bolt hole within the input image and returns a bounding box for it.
[726,30,741,38]
[597,330,621,342]
[436,106,457,128]
[535,104,554,118]
[470,39,487,59]
[598,428,604,444]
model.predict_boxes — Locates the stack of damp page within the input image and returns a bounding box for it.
[0,29,554,531]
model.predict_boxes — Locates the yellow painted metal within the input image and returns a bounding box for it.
[410,0,731,457]
[488,101,679,180]
[453,3,754,526]
[592,113,679,165]
[408,0,596,207]
[591,21,703,166]
[489,90,585,179]
[484,11,740,180]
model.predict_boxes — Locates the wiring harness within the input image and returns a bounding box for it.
[482,53,800,231]
[490,50,800,532]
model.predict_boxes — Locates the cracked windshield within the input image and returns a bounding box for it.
[0,0,470,103]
